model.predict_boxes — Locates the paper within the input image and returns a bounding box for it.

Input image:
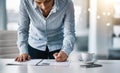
[6,59,42,66]
[6,59,70,66]
[38,60,70,66]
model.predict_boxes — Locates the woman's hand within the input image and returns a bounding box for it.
[53,51,68,62]
[15,53,31,62]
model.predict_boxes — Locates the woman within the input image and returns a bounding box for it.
[15,0,75,62]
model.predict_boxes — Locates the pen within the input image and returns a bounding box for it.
[35,59,44,66]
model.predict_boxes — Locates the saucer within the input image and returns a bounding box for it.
[79,59,96,65]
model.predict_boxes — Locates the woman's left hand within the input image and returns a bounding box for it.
[53,51,68,62]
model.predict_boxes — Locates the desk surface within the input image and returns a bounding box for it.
[0,59,120,73]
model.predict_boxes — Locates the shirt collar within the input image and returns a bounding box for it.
[51,0,57,13]
[34,1,37,9]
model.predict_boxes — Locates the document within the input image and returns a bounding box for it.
[6,59,70,66]
[38,59,70,66]
[6,59,42,66]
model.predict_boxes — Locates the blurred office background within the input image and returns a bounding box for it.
[0,0,120,60]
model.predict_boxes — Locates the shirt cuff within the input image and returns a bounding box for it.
[61,48,72,56]
[18,45,28,55]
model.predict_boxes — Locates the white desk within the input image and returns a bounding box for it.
[0,59,120,73]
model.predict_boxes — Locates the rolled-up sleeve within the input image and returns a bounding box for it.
[17,0,30,55]
[61,0,76,56]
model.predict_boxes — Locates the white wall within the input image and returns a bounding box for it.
[89,0,113,59]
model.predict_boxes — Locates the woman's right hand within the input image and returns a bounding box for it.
[15,53,31,62]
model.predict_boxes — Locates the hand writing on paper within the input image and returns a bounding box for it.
[53,51,68,62]
[15,53,31,62]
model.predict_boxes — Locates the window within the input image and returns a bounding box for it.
[6,0,20,30]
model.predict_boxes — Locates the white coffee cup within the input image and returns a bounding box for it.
[79,52,97,64]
